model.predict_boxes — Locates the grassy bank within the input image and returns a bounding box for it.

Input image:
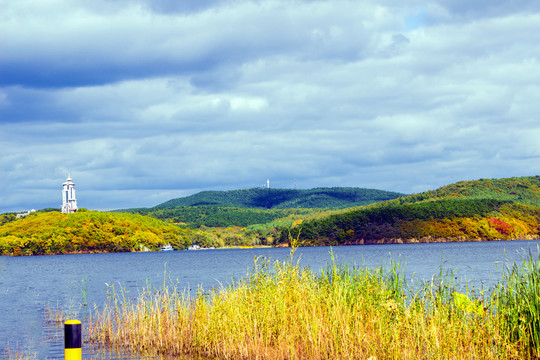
[84,248,540,359]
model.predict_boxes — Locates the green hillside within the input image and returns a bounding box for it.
[0,208,287,256]
[0,210,209,256]
[3,176,539,256]
[117,187,404,230]
[154,187,405,209]
[397,176,540,207]
[127,206,312,228]
[279,176,540,246]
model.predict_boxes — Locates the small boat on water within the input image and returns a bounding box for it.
[161,244,174,251]
[187,244,215,250]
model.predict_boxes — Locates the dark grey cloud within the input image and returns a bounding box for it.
[1,0,375,89]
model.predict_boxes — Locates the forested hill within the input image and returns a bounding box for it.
[154,187,405,210]
[397,176,540,207]
[0,211,190,256]
[280,176,540,246]
[3,177,539,255]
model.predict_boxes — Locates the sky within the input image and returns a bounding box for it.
[1,0,540,213]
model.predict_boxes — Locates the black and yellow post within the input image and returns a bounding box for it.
[64,319,82,360]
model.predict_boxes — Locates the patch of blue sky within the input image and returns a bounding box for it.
[405,13,423,30]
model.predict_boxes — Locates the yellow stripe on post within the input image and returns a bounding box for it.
[64,319,82,360]
[65,348,82,360]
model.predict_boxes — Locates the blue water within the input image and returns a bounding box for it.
[1,240,539,359]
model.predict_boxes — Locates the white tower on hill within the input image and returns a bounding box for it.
[61,176,78,213]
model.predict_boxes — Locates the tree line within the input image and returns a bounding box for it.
[277,199,540,246]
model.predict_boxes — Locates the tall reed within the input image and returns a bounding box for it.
[494,249,540,358]
[86,249,532,359]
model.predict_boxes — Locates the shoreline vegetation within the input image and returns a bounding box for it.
[39,247,539,359]
[1,176,539,256]
[0,211,537,256]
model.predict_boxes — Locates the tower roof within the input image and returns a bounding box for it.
[63,176,75,186]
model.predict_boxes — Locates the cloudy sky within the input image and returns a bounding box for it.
[1,0,539,212]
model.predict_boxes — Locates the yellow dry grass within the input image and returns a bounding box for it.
[85,251,535,360]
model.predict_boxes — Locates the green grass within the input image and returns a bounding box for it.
[494,247,540,357]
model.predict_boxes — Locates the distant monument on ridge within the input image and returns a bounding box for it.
[61,175,78,213]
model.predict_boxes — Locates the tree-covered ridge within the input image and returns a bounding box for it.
[397,176,540,207]
[117,187,404,230]
[278,176,540,246]
[0,211,191,256]
[0,210,286,256]
[153,187,405,210]
[125,206,311,228]
[3,176,539,255]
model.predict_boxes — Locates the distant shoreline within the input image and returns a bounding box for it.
[342,234,540,246]
[3,237,539,257]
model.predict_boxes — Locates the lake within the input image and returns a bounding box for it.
[1,239,539,359]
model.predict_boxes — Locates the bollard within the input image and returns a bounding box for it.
[64,319,82,360]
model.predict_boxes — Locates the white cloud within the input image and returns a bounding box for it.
[1,0,540,212]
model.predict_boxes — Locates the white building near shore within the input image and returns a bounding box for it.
[61,176,78,213]
[16,209,36,218]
